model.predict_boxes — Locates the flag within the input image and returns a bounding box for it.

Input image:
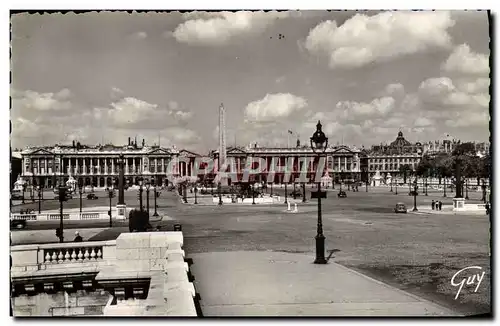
[288,130,293,135]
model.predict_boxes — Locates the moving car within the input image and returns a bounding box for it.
[87,193,99,200]
[338,191,347,198]
[394,202,407,213]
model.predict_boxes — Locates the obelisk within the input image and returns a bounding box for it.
[219,103,228,186]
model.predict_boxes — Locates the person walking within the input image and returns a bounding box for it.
[438,201,443,211]
[74,231,83,242]
[485,202,490,215]
[431,200,435,210]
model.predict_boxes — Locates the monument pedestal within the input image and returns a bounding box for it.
[452,198,466,212]
[116,204,127,220]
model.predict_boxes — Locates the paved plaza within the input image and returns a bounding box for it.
[11,185,490,316]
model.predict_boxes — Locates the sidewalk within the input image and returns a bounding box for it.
[408,207,487,216]
[11,228,106,245]
[190,251,459,316]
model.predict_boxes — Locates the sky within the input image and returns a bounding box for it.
[10,10,491,153]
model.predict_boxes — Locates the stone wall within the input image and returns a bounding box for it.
[13,290,110,316]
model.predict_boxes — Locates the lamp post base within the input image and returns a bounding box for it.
[116,204,127,220]
[412,207,418,212]
[314,234,327,264]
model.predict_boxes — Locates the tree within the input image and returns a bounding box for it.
[434,153,453,184]
[399,164,412,184]
[415,154,433,178]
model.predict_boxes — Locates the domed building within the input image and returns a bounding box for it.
[366,131,423,179]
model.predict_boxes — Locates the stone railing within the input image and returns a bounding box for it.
[11,232,199,317]
[11,212,116,221]
[11,240,117,272]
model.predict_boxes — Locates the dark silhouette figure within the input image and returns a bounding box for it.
[74,231,83,242]
[431,200,435,210]
[438,201,443,211]
[485,202,490,215]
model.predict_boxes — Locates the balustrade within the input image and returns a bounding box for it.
[48,214,70,220]
[81,213,100,219]
[43,245,104,264]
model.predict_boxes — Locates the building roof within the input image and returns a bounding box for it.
[20,144,179,155]
[389,131,412,147]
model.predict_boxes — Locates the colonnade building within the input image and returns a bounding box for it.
[19,138,180,189]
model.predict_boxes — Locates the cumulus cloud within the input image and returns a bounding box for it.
[418,77,489,110]
[105,97,193,129]
[441,44,489,75]
[12,88,73,112]
[131,31,147,39]
[173,11,288,46]
[244,93,307,122]
[336,96,396,119]
[304,11,455,69]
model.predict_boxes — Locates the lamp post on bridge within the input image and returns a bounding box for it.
[412,179,418,212]
[145,180,151,216]
[153,186,159,216]
[108,188,114,227]
[78,183,83,213]
[310,120,328,265]
[37,186,42,214]
[302,183,306,203]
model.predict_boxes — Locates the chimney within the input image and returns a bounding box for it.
[128,137,131,146]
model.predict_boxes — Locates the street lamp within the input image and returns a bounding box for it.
[390,178,393,192]
[270,182,273,196]
[284,182,288,204]
[194,184,198,205]
[145,180,151,216]
[481,179,487,203]
[37,186,42,214]
[425,177,428,196]
[153,186,159,216]
[108,188,114,227]
[293,183,297,199]
[310,120,328,265]
[252,183,256,205]
[218,182,223,206]
[443,178,447,197]
[22,183,26,204]
[465,179,469,200]
[339,170,344,192]
[412,179,418,212]
[302,183,306,203]
[138,178,144,212]
[395,179,398,195]
[78,183,83,213]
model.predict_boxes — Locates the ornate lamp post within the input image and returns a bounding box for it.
[194,184,198,205]
[270,182,273,196]
[78,183,83,213]
[425,176,428,196]
[153,186,159,216]
[395,178,398,195]
[339,170,344,192]
[252,184,256,205]
[443,178,447,197]
[293,182,297,199]
[390,178,393,192]
[284,182,288,204]
[116,154,127,219]
[22,183,26,204]
[481,179,487,203]
[218,182,223,206]
[145,180,151,216]
[465,179,469,200]
[310,120,328,265]
[108,188,114,227]
[37,186,42,214]
[412,179,418,212]
[138,178,144,212]
[302,183,306,203]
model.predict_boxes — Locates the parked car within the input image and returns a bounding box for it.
[338,191,347,198]
[290,190,302,197]
[10,219,26,229]
[394,202,408,213]
[87,193,98,200]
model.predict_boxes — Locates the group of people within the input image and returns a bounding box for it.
[431,200,443,211]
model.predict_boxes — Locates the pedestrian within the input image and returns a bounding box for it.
[438,201,442,211]
[73,231,83,242]
[485,202,490,215]
[431,200,435,210]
